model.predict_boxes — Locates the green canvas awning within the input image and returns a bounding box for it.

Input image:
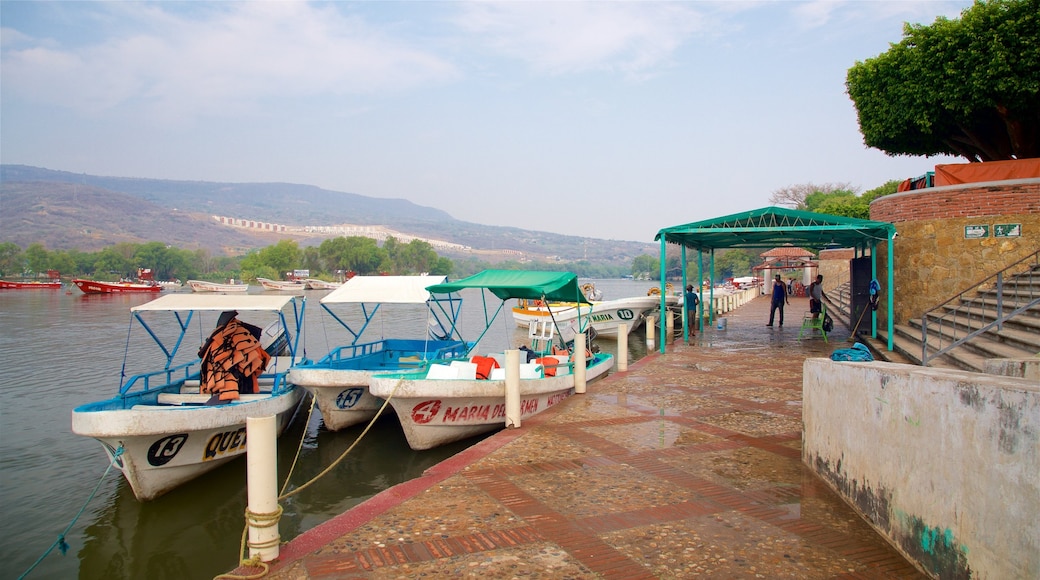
[653,206,897,352]
[655,206,894,250]
[426,270,591,303]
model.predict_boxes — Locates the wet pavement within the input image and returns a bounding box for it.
[246,295,924,579]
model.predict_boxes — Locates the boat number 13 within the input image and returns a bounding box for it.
[148,433,188,467]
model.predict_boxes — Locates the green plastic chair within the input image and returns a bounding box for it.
[799,303,828,342]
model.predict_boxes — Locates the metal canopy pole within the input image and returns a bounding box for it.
[887,230,895,351]
[697,249,704,334]
[659,236,667,354]
[681,245,689,343]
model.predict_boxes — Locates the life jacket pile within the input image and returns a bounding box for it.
[198,318,271,402]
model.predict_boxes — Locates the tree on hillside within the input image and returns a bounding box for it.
[768,182,859,210]
[846,0,1039,162]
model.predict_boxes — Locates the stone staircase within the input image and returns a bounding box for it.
[861,258,1040,371]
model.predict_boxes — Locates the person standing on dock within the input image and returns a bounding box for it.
[685,284,700,336]
[767,274,789,327]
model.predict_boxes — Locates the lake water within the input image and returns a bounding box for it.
[1,279,656,579]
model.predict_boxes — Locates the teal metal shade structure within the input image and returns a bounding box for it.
[653,206,897,352]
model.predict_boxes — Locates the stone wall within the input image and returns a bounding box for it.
[870,179,1040,326]
[817,248,854,295]
[803,359,1040,579]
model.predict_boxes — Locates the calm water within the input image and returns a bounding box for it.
[0,279,654,580]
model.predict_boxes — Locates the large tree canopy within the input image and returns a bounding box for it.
[846,0,1039,162]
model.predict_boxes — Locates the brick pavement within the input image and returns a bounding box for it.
[233,294,924,579]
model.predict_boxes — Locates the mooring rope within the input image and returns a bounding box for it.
[18,446,124,580]
[215,377,406,579]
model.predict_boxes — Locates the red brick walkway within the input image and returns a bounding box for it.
[240,295,923,579]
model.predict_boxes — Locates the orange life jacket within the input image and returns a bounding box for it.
[198,319,271,401]
[470,355,499,380]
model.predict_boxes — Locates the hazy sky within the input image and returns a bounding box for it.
[2,1,972,242]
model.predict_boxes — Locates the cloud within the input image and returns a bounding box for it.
[451,2,706,79]
[2,2,458,120]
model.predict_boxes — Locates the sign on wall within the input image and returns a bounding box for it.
[993,224,1022,238]
[964,225,990,239]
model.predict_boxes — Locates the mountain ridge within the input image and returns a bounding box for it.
[0,165,656,264]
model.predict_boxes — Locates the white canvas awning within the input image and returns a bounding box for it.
[130,294,300,313]
[320,275,447,305]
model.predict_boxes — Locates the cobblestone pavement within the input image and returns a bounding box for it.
[240,295,923,579]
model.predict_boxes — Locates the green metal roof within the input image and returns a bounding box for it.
[426,270,591,303]
[655,206,895,251]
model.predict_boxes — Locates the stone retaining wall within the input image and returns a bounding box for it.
[869,179,1040,326]
[803,359,1040,579]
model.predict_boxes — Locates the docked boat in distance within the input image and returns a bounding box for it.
[73,279,162,294]
[71,294,308,501]
[0,279,62,289]
[368,270,614,451]
[257,277,307,291]
[187,279,249,293]
[288,275,470,431]
[302,278,342,290]
[512,282,678,338]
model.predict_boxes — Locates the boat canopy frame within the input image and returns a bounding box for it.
[654,206,897,352]
[126,294,306,391]
[426,270,592,354]
[317,275,463,346]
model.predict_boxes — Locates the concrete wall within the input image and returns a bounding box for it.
[818,248,854,294]
[803,359,1039,579]
[870,179,1040,326]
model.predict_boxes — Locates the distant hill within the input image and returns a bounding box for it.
[0,165,657,263]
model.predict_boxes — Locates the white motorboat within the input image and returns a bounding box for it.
[369,270,614,450]
[302,278,342,290]
[187,279,249,293]
[288,276,470,431]
[71,294,308,501]
[512,282,679,338]
[257,277,307,291]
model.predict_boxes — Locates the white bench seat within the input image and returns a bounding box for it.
[155,393,270,405]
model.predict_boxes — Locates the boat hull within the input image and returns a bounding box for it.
[288,339,471,431]
[0,280,61,289]
[73,279,162,294]
[71,387,303,501]
[513,296,675,338]
[257,278,307,291]
[369,354,614,450]
[187,280,249,293]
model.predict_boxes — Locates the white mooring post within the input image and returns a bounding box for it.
[646,315,656,350]
[246,415,280,562]
[665,310,674,344]
[574,332,587,393]
[505,349,521,428]
[617,323,628,371]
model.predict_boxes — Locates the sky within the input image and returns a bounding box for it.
[1,1,974,243]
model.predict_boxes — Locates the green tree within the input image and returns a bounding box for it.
[24,243,51,275]
[631,254,658,278]
[0,242,23,277]
[319,236,386,275]
[714,249,753,280]
[94,247,134,278]
[769,182,859,210]
[846,0,1040,161]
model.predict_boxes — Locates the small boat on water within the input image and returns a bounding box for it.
[369,270,614,451]
[0,279,62,289]
[71,294,309,501]
[512,282,678,338]
[257,277,308,291]
[73,268,171,294]
[1,269,63,289]
[288,275,470,431]
[302,278,342,290]
[73,279,162,294]
[187,279,249,293]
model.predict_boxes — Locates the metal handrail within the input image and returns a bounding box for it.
[921,249,1040,365]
